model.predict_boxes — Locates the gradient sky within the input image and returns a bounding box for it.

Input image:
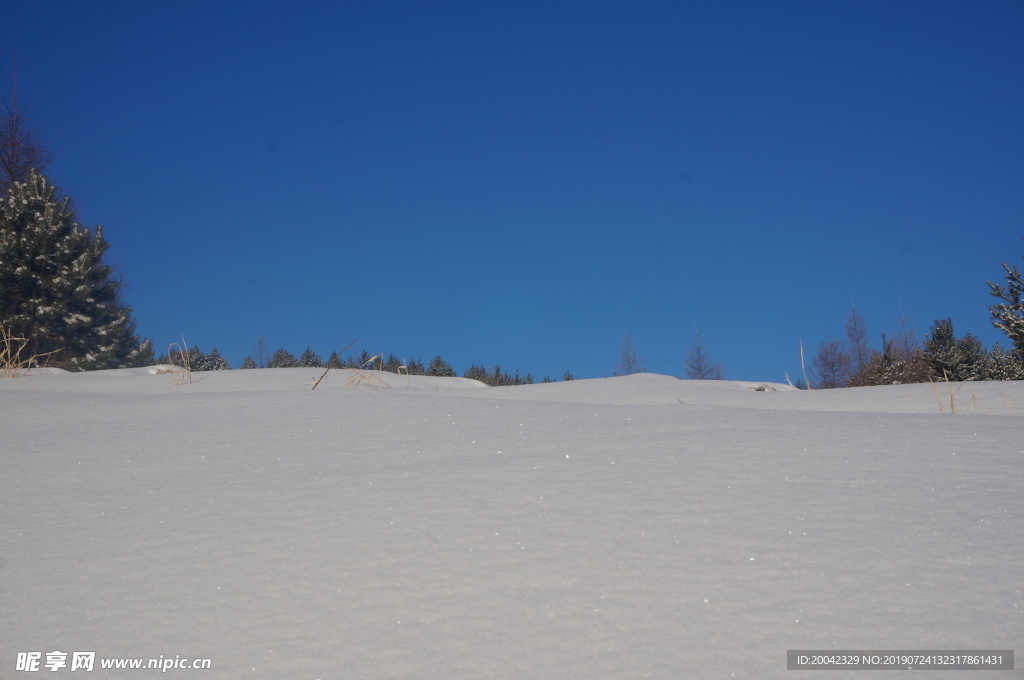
[4,1,1023,381]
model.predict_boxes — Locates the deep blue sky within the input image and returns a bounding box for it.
[5,1,1023,381]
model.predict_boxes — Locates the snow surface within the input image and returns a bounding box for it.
[2,368,1022,679]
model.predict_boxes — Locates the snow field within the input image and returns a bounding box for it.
[2,369,1022,678]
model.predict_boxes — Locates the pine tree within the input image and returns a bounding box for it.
[206,347,231,371]
[130,340,155,368]
[463,363,537,386]
[978,343,1024,380]
[299,346,323,368]
[561,370,575,381]
[240,356,258,369]
[426,355,456,377]
[159,343,229,371]
[184,345,209,371]
[987,249,1024,360]
[846,344,893,387]
[848,335,930,386]
[0,172,150,370]
[921,318,983,382]
[463,364,490,383]
[268,347,299,368]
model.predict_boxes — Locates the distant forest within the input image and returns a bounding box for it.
[3,89,1023,388]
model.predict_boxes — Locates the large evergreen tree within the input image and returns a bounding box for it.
[0,171,150,369]
[987,249,1024,360]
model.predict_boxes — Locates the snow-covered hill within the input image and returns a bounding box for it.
[3,369,1021,678]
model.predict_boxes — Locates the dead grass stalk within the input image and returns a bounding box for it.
[1,325,60,377]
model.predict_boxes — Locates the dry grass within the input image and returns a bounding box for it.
[997,391,1018,416]
[343,353,392,389]
[165,336,193,385]
[343,371,392,389]
[311,350,394,390]
[928,370,973,414]
[0,325,60,377]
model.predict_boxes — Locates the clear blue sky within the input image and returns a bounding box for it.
[5,1,1023,381]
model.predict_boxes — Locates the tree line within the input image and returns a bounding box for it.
[2,84,1022,384]
[156,341,573,386]
[611,254,1024,387]
[803,259,1024,390]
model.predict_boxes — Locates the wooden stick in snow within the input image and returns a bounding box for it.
[312,338,357,390]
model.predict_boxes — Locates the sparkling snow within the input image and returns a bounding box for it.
[2,368,1022,678]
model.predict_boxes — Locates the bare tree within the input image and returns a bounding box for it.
[252,331,269,368]
[1,64,53,197]
[684,331,724,379]
[614,330,645,376]
[811,338,850,389]
[844,303,872,373]
[891,303,919,364]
